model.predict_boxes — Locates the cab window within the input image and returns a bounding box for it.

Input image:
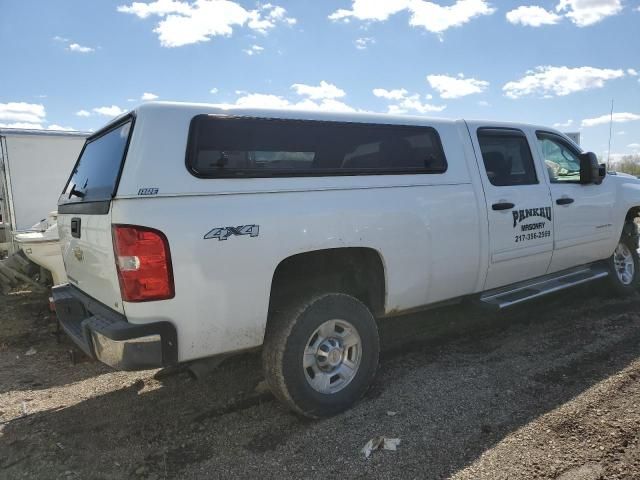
[536,133,581,183]
[477,128,538,186]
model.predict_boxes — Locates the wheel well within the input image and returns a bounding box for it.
[625,207,640,223]
[268,248,386,317]
[624,207,640,237]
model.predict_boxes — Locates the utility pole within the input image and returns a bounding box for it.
[607,99,614,170]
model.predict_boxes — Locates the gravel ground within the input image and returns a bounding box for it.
[1,284,639,479]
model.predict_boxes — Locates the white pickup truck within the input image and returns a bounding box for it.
[53,102,640,418]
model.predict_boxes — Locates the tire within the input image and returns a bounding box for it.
[606,233,640,296]
[262,293,379,418]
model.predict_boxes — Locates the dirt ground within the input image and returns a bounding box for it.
[1,284,640,480]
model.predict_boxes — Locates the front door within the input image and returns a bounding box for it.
[471,126,554,290]
[535,131,615,272]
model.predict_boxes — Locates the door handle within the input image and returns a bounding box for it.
[492,202,515,211]
[70,218,81,238]
[556,198,574,206]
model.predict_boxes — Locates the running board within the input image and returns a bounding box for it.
[479,266,609,310]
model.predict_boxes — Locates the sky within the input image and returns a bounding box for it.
[1,0,639,159]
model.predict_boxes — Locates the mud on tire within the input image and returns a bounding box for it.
[262,293,379,418]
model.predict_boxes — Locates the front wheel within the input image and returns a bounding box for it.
[606,235,640,295]
[262,293,379,418]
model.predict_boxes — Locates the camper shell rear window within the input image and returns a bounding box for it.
[59,117,133,214]
[186,115,447,178]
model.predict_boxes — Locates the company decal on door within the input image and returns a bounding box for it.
[512,206,552,243]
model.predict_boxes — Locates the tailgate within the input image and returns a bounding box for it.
[58,211,123,313]
[57,117,133,313]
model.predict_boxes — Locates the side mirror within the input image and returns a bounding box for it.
[598,163,607,179]
[579,152,604,185]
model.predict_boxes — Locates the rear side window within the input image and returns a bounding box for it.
[186,116,447,177]
[60,120,132,208]
[477,128,538,187]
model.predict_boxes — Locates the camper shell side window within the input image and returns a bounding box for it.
[185,116,447,178]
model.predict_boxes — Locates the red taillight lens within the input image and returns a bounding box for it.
[112,225,174,302]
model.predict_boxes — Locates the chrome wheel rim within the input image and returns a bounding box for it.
[614,242,635,285]
[303,319,362,394]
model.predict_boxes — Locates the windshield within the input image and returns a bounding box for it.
[60,120,132,206]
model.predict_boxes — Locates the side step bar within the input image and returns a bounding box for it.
[479,265,609,310]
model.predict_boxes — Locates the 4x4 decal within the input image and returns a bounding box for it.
[204,224,260,241]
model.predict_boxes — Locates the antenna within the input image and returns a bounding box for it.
[607,99,614,170]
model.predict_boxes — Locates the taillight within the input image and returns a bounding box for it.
[112,225,174,302]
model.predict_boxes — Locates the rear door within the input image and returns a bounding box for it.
[470,126,554,290]
[58,118,133,313]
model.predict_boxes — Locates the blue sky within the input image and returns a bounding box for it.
[1,0,639,159]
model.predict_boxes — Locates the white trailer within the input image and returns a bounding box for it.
[564,132,581,145]
[0,129,88,252]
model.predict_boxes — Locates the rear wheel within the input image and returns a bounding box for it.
[262,293,379,418]
[606,234,640,295]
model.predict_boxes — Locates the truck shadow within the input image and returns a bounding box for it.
[2,284,640,479]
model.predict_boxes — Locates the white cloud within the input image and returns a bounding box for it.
[0,102,46,124]
[628,143,640,149]
[116,0,192,18]
[141,92,159,100]
[290,81,346,100]
[47,124,76,131]
[427,74,489,99]
[93,105,127,117]
[118,0,296,47]
[617,131,626,135]
[213,81,361,113]
[503,66,625,99]
[628,69,639,76]
[0,122,44,129]
[477,100,490,107]
[355,37,375,50]
[409,0,495,34]
[248,4,296,32]
[68,43,95,53]
[506,6,561,26]
[216,93,358,113]
[329,1,409,22]
[373,88,446,114]
[55,36,95,53]
[210,87,218,94]
[553,119,574,128]
[373,88,409,100]
[243,44,264,56]
[582,112,640,128]
[76,109,91,117]
[556,0,622,26]
[0,102,74,130]
[329,0,495,35]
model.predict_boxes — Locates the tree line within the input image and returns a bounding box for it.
[602,154,640,177]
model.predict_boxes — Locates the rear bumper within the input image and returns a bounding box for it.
[52,284,178,370]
